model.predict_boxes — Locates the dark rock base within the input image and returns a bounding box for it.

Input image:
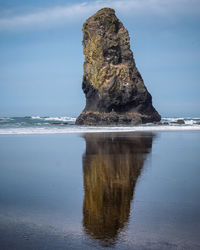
[75,111,161,125]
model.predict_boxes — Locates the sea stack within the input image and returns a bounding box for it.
[76,8,161,125]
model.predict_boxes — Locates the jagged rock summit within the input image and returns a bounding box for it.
[76,8,161,125]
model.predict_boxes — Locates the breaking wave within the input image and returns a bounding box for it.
[30,116,76,122]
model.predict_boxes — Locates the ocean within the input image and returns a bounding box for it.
[0,117,200,249]
[0,116,200,134]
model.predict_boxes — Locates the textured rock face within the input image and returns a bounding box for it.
[76,8,161,125]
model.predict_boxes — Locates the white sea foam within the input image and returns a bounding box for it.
[184,120,195,125]
[0,117,14,122]
[0,125,200,135]
[43,117,76,122]
[162,118,200,125]
[30,116,41,119]
[30,116,76,122]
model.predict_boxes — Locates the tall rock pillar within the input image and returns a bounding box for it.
[76,8,161,125]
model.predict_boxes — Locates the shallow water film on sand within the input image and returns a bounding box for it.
[0,131,200,249]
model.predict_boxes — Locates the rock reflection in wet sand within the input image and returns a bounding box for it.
[82,132,154,247]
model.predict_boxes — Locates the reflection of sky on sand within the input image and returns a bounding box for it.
[0,134,84,237]
[82,132,154,247]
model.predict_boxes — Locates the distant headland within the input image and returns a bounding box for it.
[76,8,161,125]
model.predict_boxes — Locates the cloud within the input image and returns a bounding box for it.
[0,0,199,31]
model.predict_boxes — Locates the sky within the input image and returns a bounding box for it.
[0,0,200,118]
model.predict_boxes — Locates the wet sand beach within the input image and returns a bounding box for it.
[0,131,200,249]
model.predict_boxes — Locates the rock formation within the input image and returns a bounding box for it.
[76,8,161,125]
